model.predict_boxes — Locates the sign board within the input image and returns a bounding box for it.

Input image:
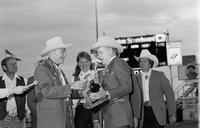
[166,41,182,65]
[155,34,166,42]
[115,33,168,68]
[115,33,167,44]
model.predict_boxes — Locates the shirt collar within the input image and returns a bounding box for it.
[104,56,116,69]
[80,70,92,76]
[108,56,116,65]
[2,73,20,81]
[141,69,152,76]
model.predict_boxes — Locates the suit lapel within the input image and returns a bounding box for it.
[136,74,142,88]
[105,56,117,72]
[44,59,62,86]
[136,74,143,97]
[149,70,156,91]
[101,57,117,86]
[98,71,104,85]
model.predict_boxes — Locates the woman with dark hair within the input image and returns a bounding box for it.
[73,51,94,128]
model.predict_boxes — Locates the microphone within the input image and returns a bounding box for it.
[26,80,38,89]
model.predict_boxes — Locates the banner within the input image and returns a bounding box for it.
[166,41,182,65]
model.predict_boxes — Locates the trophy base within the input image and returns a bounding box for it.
[90,97,110,113]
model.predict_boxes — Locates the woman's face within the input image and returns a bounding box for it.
[78,57,91,72]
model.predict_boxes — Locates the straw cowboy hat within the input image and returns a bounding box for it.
[92,36,124,53]
[3,49,21,61]
[41,36,71,57]
[135,49,159,67]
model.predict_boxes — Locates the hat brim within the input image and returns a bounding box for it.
[92,42,124,53]
[1,57,21,64]
[3,56,21,61]
[15,57,21,61]
[135,55,158,67]
[40,44,71,57]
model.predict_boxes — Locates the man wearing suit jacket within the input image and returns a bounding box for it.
[34,36,85,128]
[131,49,176,128]
[91,36,133,128]
[27,76,37,128]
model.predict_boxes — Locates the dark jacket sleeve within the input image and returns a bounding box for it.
[34,64,71,99]
[130,74,142,119]
[27,76,37,117]
[160,72,176,116]
[108,59,132,99]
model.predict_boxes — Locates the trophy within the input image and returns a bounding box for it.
[82,79,109,113]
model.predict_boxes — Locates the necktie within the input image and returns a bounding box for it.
[145,74,148,80]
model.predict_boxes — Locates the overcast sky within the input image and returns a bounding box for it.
[0,0,199,79]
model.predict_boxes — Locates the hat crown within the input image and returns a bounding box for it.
[135,49,159,67]
[4,49,21,61]
[46,36,65,48]
[41,36,71,57]
[5,49,14,58]
[139,49,152,57]
[92,36,124,53]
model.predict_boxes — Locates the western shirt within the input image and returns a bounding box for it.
[141,69,152,102]
[2,73,27,116]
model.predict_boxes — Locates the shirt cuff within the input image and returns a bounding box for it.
[93,120,99,123]
[0,88,11,98]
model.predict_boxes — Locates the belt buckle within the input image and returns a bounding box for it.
[144,101,151,107]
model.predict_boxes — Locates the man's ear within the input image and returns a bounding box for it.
[2,65,6,71]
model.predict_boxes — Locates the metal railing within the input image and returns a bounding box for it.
[175,79,199,109]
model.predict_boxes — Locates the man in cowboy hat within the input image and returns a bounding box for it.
[0,49,28,128]
[185,64,198,80]
[91,36,134,128]
[130,49,176,128]
[34,36,85,128]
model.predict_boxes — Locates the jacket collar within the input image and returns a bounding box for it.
[138,70,156,91]
[140,69,152,77]
[43,58,63,86]
[104,56,117,70]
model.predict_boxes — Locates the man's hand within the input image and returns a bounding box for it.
[133,117,138,128]
[93,120,100,128]
[90,89,108,100]
[71,81,86,90]
[169,115,176,124]
[13,86,27,94]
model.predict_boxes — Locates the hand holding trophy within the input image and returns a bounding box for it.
[71,80,86,90]
[81,71,109,112]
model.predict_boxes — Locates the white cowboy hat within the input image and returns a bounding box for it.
[4,49,21,61]
[135,49,159,67]
[40,36,71,57]
[92,36,124,53]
